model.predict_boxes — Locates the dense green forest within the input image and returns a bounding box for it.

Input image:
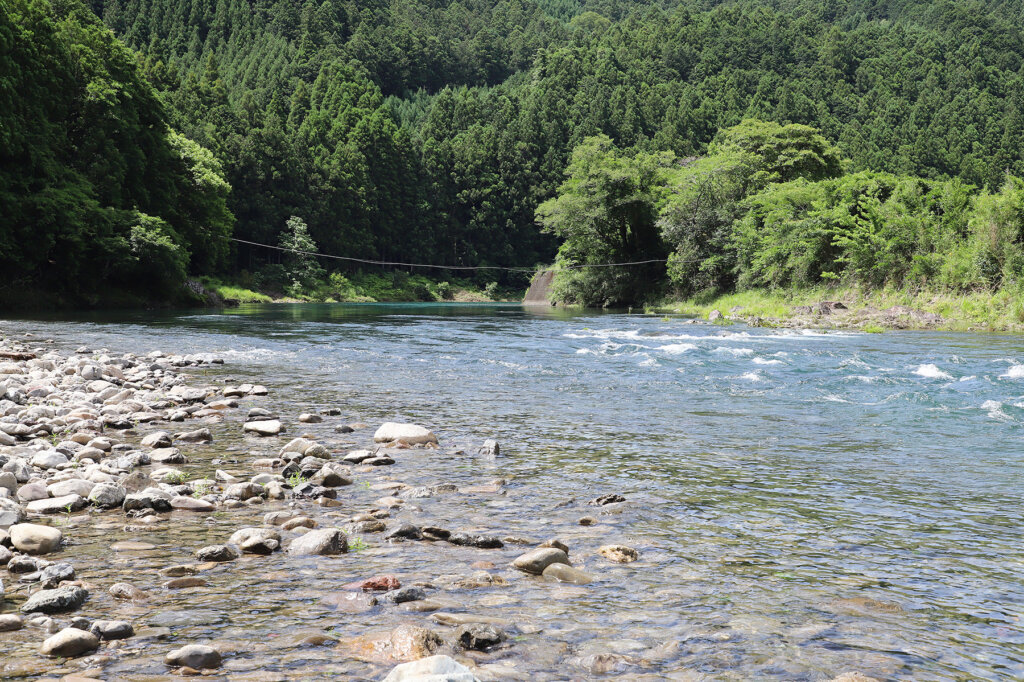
[6,0,1024,305]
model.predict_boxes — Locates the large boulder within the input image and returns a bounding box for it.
[9,523,62,554]
[373,423,438,445]
[286,528,347,556]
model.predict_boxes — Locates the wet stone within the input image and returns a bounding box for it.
[109,582,149,601]
[598,544,639,563]
[512,547,570,575]
[164,577,208,589]
[386,586,426,604]
[346,575,401,592]
[0,614,24,631]
[40,627,99,657]
[165,643,223,669]
[590,494,626,506]
[421,527,451,541]
[542,563,593,585]
[456,623,508,651]
[89,619,134,640]
[385,522,423,541]
[39,561,75,588]
[195,544,239,562]
[21,585,88,614]
[449,533,503,549]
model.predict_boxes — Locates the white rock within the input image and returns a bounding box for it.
[30,451,68,469]
[40,627,99,657]
[47,479,95,498]
[9,523,62,554]
[382,655,479,682]
[244,420,283,436]
[373,422,438,445]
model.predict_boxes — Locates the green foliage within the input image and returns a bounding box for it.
[0,0,233,303]
[13,0,1024,307]
[537,135,673,306]
[279,216,325,295]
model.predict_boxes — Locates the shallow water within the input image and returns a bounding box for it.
[3,303,1024,680]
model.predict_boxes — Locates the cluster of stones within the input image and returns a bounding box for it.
[0,335,871,682]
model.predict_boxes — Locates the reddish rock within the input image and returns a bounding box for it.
[344,575,401,592]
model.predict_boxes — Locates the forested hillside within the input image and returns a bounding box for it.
[6,0,1024,305]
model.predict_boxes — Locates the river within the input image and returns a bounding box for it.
[2,303,1023,680]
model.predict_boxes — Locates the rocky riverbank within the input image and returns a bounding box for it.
[0,332,877,681]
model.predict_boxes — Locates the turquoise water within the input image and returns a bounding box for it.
[4,303,1024,679]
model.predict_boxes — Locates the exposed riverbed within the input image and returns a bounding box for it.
[2,303,1024,680]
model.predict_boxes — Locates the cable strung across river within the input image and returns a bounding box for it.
[226,236,676,272]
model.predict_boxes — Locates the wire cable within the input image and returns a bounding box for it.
[227,236,671,272]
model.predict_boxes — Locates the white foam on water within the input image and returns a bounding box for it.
[822,394,850,402]
[715,347,755,356]
[914,364,952,380]
[218,348,296,361]
[959,375,976,382]
[658,343,697,355]
[847,375,877,383]
[752,357,783,365]
[982,400,1011,421]
[638,356,659,367]
[1000,365,1024,379]
[740,372,762,382]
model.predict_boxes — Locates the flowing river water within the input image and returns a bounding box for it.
[3,303,1024,680]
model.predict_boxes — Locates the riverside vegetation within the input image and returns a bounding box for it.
[7,0,1024,314]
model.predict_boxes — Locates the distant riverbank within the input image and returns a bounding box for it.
[658,286,1024,333]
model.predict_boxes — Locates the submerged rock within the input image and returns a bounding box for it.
[598,544,639,563]
[382,655,479,682]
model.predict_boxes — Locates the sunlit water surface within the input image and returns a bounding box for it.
[2,303,1024,680]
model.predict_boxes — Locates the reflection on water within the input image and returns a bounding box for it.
[2,303,1024,679]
